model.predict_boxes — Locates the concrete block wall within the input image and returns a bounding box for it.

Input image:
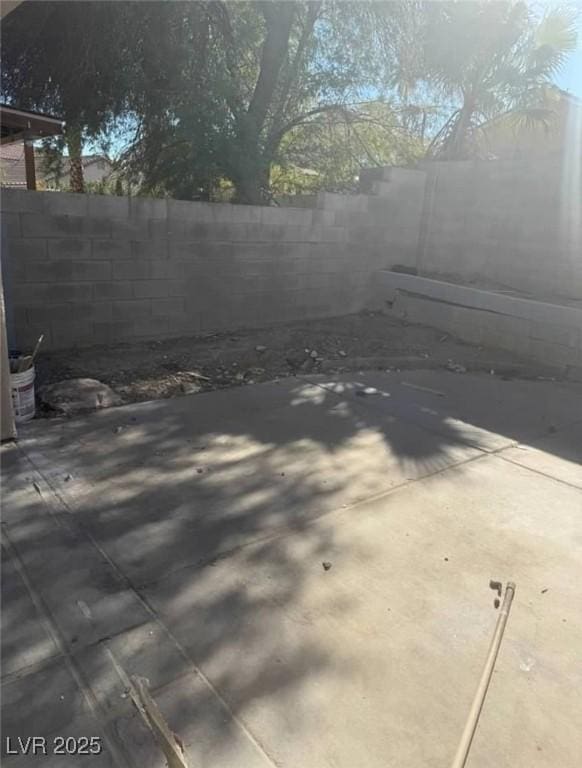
[1,189,393,350]
[317,168,426,271]
[418,157,582,300]
[2,151,580,352]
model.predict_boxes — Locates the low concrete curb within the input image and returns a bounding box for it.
[374,271,582,370]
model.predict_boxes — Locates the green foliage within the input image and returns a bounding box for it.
[1,2,132,138]
[420,1,578,159]
[1,1,578,198]
[125,1,421,203]
[272,102,427,194]
[1,1,210,191]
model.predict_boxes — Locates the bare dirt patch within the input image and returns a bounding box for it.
[34,312,565,414]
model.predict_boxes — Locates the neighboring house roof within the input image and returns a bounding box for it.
[42,154,113,184]
[0,144,112,188]
[1,1,25,20]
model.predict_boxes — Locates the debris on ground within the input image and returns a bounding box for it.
[446,360,467,374]
[322,561,333,571]
[401,381,446,397]
[489,580,503,595]
[38,378,122,415]
[181,382,201,395]
[33,312,570,415]
[489,580,503,607]
[182,370,210,381]
[356,386,381,397]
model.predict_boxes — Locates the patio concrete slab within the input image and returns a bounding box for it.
[304,370,582,453]
[16,378,482,587]
[1,656,91,744]
[2,371,581,768]
[499,421,582,488]
[1,446,151,649]
[1,547,60,677]
[141,453,582,768]
[71,631,271,768]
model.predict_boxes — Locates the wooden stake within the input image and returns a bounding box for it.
[450,582,516,768]
[129,676,189,768]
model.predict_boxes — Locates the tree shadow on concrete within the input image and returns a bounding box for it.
[2,370,580,765]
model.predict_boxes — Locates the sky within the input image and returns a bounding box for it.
[558,48,582,97]
[554,0,582,98]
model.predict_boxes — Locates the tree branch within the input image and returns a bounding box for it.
[266,103,357,155]
[206,1,244,117]
[271,1,323,134]
[247,1,296,133]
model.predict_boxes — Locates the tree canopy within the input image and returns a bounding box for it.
[124,1,419,202]
[421,2,578,159]
[1,1,577,200]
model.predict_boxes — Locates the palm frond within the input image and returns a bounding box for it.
[527,6,578,78]
[507,106,558,133]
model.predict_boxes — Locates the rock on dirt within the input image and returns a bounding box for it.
[446,360,467,374]
[286,349,310,371]
[181,382,201,395]
[38,378,122,415]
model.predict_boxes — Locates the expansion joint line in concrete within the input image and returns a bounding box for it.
[0,530,135,768]
[494,452,582,491]
[304,377,582,492]
[14,445,279,768]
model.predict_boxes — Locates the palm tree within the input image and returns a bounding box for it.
[422,2,578,160]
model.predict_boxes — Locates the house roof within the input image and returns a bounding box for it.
[0,104,64,145]
[1,1,24,20]
[41,154,112,180]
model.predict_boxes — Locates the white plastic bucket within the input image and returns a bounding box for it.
[10,365,36,423]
